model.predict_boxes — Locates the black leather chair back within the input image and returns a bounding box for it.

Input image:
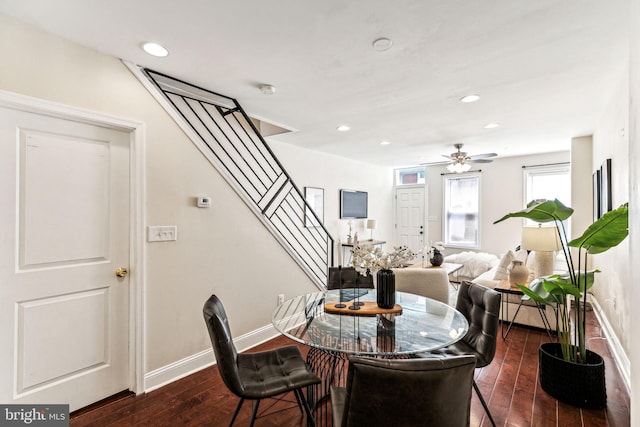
[335,355,476,427]
[202,295,243,396]
[327,267,374,290]
[456,281,501,368]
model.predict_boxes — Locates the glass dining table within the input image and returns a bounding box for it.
[271,288,469,425]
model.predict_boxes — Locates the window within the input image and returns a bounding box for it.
[524,164,570,206]
[443,173,480,248]
[395,167,425,186]
[523,164,571,229]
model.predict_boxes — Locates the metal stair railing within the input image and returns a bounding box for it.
[133,66,333,287]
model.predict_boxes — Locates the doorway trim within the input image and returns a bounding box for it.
[0,90,146,395]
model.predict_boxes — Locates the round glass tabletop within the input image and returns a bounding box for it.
[272,289,469,356]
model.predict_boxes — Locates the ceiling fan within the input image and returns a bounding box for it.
[424,143,497,173]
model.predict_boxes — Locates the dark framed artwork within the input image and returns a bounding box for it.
[592,169,601,221]
[304,187,324,227]
[600,158,612,215]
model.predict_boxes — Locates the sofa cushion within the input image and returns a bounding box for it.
[493,250,515,280]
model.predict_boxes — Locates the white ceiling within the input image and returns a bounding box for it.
[0,0,630,167]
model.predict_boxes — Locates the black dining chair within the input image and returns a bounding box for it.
[331,354,477,427]
[327,267,373,290]
[203,294,321,427]
[426,281,501,427]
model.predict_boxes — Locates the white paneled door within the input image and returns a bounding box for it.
[395,187,426,255]
[0,106,131,411]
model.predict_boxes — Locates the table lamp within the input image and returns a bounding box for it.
[521,225,562,277]
[366,219,377,240]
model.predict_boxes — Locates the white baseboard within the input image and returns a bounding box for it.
[588,295,631,394]
[143,323,281,392]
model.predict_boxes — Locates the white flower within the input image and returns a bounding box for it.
[351,245,415,275]
[423,241,445,258]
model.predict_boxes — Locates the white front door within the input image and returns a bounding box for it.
[0,106,131,411]
[395,186,426,255]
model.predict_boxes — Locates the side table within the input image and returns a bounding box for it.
[494,280,554,340]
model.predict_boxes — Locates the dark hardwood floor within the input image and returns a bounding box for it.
[71,308,630,426]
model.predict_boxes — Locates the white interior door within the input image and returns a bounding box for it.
[0,106,131,411]
[395,187,426,255]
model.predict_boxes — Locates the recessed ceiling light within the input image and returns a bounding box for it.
[142,42,169,57]
[372,37,393,52]
[336,125,350,131]
[260,84,276,95]
[460,94,480,103]
[380,141,391,146]
[484,122,500,129]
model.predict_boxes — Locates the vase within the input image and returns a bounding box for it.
[430,251,444,267]
[376,269,396,309]
[539,342,606,408]
[508,260,528,285]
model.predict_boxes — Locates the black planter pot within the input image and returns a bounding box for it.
[539,342,606,409]
[376,269,395,309]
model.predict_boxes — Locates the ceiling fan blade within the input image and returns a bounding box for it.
[421,160,450,166]
[468,152,497,160]
[469,158,494,163]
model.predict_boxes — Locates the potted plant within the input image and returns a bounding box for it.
[494,199,628,408]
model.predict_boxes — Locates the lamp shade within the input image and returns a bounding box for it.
[367,219,377,230]
[521,226,561,251]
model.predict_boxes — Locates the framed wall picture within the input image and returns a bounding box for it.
[592,169,601,221]
[600,158,612,215]
[304,187,324,227]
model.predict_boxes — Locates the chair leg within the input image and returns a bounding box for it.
[248,400,260,427]
[473,380,496,427]
[293,388,304,415]
[294,388,316,427]
[229,398,245,427]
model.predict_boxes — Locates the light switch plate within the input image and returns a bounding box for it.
[147,225,178,242]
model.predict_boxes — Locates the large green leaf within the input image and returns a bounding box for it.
[493,199,574,224]
[568,203,629,254]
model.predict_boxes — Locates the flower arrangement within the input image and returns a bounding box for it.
[351,244,415,276]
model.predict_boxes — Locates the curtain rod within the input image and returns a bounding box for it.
[440,169,482,176]
[522,161,570,169]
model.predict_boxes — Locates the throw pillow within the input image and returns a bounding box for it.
[493,250,515,280]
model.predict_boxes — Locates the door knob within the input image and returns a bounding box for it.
[115,267,128,278]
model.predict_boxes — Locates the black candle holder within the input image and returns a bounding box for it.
[334,265,347,309]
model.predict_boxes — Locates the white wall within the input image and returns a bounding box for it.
[592,72,631,361]
[425,151,571,257]
[0,14,392,380]
[270,140,394,250]
[628,0,639,420]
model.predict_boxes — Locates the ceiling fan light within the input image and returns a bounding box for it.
[462,163,471,172]
[447,163,456,173]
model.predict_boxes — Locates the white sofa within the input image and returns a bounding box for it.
[443,251,499,283]
[392,267,450,304]
[471,250,557,331]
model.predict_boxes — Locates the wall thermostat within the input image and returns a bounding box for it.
[197,196,212,208]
